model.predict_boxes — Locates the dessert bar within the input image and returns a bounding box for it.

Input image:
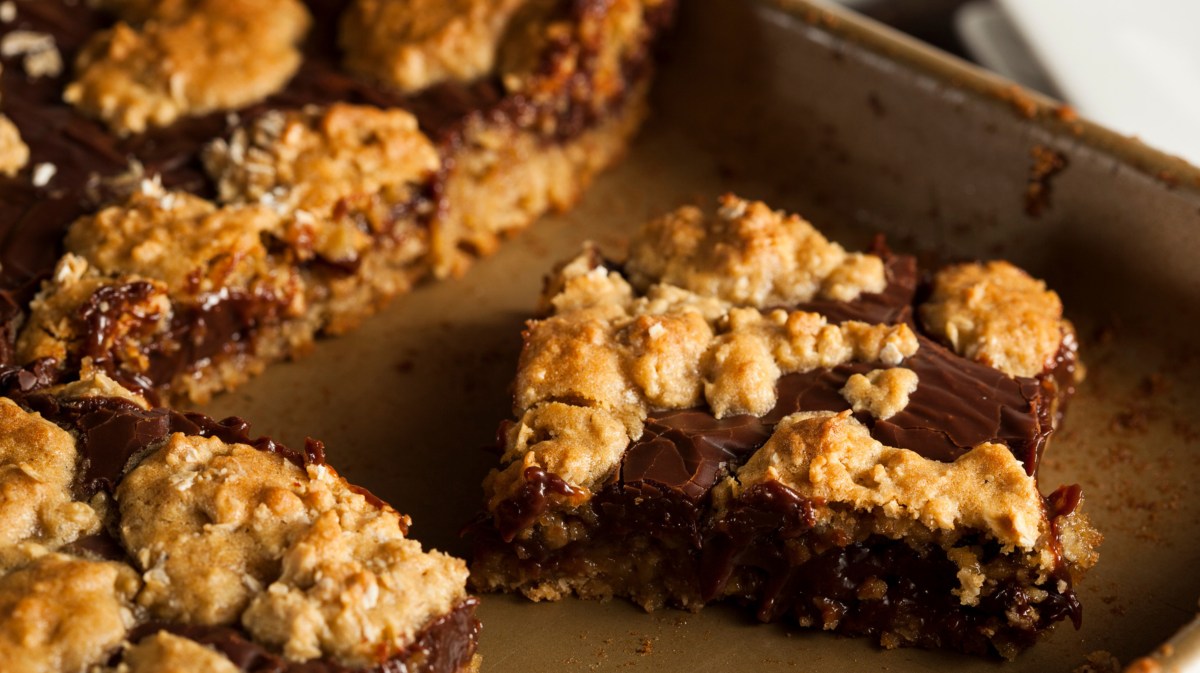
[0,360,480,672]
[0,0,675,403]
[470,195,1101,658]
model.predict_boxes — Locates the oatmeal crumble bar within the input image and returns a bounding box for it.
[0,0,676,403]
[0,363,480,673]
[470,195,1100,658]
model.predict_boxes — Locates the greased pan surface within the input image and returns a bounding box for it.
[204,1,1200,670]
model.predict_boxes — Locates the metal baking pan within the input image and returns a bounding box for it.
[202,0,1200,670]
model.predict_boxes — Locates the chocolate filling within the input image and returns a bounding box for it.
[702,481,1081,656]
[75,281,295,403]
[125,597,481,673]
[0,0,676,393]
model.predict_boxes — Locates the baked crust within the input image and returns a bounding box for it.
[472,196,1099,658]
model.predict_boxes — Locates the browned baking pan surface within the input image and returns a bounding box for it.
[204,1,1200,670]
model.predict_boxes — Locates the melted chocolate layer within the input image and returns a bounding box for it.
[127,597,481,673]
[495,466,583,543]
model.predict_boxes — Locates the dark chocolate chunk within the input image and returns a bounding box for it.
[619,409,772,501]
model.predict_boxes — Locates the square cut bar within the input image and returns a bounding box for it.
[0,0,675,404]
[0,361,480,673]
[470,195,1100,659]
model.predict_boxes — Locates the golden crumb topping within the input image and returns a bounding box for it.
[626,195,888,308]
[0,399,101,571]
[117,434,467,665]
[203,104,439,266]
[119,632,241,673]
[65,0,311,134]
[0,554,140,673]
[65,187,298,300]
[919,261,1067,378]
[840,367,918,420]
[340,0,527,92]
[726,411,1047,551]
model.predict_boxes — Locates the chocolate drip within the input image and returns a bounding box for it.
[76,281,295,399]
[126,597,481,673]
[61,531,133,564]
[495,466,583,542]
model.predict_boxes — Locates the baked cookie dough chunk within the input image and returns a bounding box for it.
[340,0,528,93]
[0,367,481,672]
[470,195,1099,658]
[65,0,312,134]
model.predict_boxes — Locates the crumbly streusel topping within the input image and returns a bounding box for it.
[116,631,241,673]
[625,195,888,307]
[117,433,467,665]
[840,367,918,420]
[724,411,1047,551]
[919,261,1067,378]
[0,113,29,177]
[339,0,527,93]
[0,554,140,673]
[499,0,664,104]
[64,187,300,301]
[487,240,917,506]
[203,104,439,265]
[0,398,101,571]
[65,0,311,135]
